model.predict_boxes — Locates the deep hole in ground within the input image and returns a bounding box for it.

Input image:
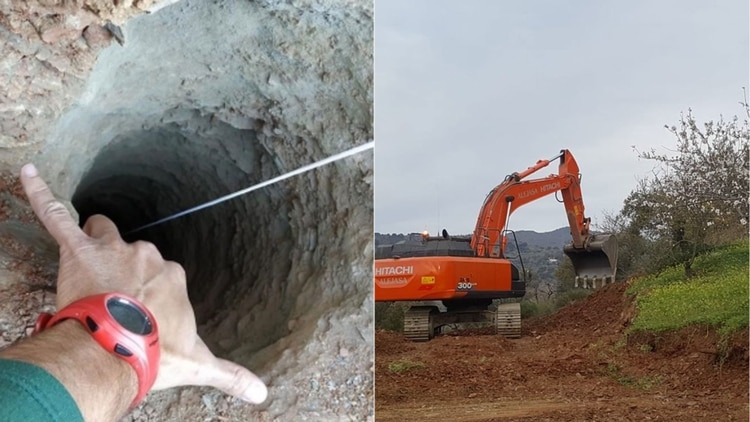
[71,116,296,355]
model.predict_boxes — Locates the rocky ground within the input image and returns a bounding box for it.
[375,282,749,421]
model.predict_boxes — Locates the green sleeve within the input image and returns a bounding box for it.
[0,358,84,422]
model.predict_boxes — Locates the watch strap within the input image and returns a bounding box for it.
[34,293,160,408]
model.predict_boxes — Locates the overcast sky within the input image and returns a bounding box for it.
[374,0,749,235]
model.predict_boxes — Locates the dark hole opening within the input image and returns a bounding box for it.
[71,118,294,357]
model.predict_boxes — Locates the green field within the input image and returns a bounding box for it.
[628,241,749,335]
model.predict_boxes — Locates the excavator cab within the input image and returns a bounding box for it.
[563,233,618,288]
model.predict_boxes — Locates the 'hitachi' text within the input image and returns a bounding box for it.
[375,266,414,276]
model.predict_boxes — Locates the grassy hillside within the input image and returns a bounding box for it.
[628,241,749,336]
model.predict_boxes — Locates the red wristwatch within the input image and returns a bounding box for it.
[34,293,160,408]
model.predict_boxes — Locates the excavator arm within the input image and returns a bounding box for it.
[470,149,617,286]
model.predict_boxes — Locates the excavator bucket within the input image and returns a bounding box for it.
[563,234,618,289]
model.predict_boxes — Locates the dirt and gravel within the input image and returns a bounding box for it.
[375,282,749,421]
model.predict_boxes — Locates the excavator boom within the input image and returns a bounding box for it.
[470,149,617,285]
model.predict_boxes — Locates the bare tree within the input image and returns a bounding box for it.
[623,96,749,276]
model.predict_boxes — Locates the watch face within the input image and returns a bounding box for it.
[106,297,153,335]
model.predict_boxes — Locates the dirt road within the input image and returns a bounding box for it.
[375,283,748,421]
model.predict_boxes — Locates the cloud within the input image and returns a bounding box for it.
[375,0,749,234]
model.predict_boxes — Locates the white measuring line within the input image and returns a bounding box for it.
[127,141,374,234]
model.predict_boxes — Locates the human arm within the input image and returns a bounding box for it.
[0,163,267,421]
[0,320,136,421]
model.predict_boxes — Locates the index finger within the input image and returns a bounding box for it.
[20,164,86,248]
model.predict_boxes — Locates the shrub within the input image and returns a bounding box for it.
[388,359,425,372]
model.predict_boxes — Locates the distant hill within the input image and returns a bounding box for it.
[375,227,571,249]
[375,228,573,285]
[508,227,571,249]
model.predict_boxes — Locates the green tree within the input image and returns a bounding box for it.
[598,209,671,280]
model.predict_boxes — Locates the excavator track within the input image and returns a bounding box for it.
[403,306,435,342]
[495,303,521,339]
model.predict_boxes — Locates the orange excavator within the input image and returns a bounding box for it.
[375,149,618,341]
